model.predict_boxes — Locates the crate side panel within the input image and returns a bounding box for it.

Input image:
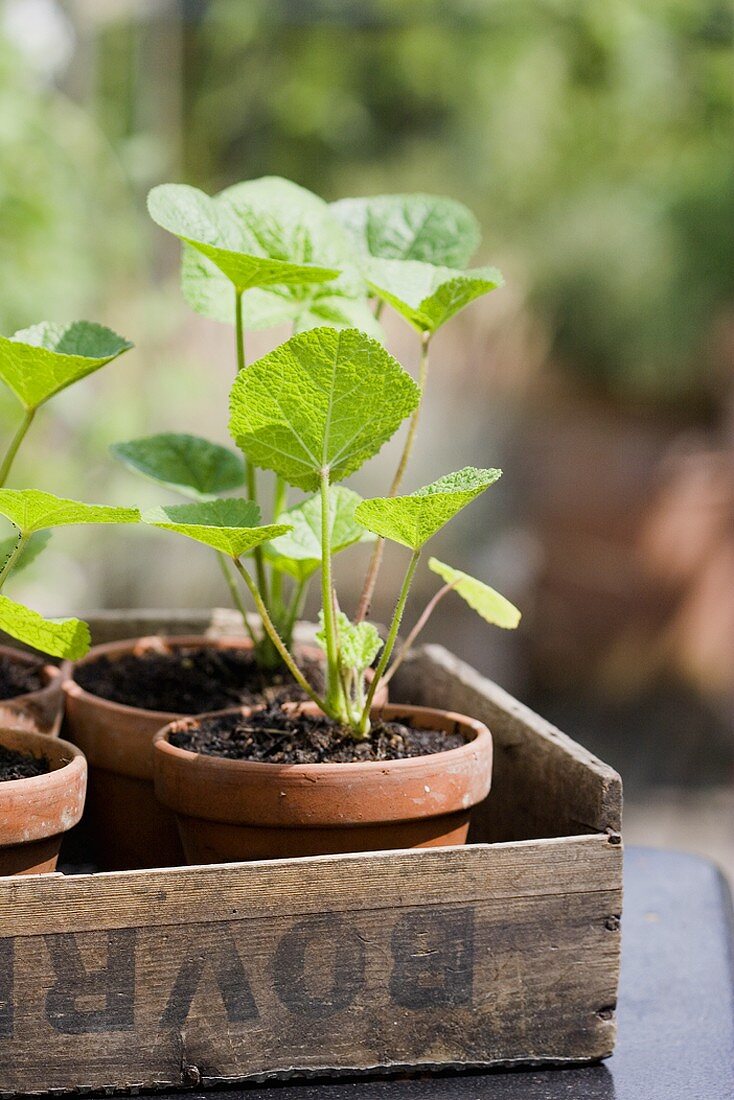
[0,836,621,1093]
[392,645,622,842]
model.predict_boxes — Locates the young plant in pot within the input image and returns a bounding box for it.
[150,324,520,864]
[0,321,131,733]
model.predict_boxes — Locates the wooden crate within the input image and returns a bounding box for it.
[0,611,622,1095]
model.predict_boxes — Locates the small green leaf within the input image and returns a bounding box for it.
[364,258,503,333]
[0,530,51,576]
[0,321,132,410]
[429,557,521,629]
[0,490,139,535]
[142,499,291,558]
[229,327,419,491]
[148,182,339,293]
[354,467,502,550]
[111,434,245,500]
[332,193,481,268]
[316,610,382,673]
[265,486,374,579]
[0,595,90,659]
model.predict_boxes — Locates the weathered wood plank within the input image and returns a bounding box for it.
[0,834,621,1093]
[391,645,622,842]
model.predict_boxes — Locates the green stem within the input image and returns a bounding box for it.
[282,575,308,642]
[359,549,421,734]
[319,472,342,712]
[217,552,258,645]
[380,581,457,689]
[0,408,35,488]
[270,476,288,610]
[234,287,245,373]
[0,533,26,592]
[232,557,326,710]
[234,286,268,603]
[355,332,430,622]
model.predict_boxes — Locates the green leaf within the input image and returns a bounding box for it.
[148,181,339,293]
[111,434,245,500]
[229,327,419,491]
[429,557,521,629]
[142,499,291,558]
[265,486,374,580]
[0,321,132,410]
[0,530,51,576]
[354,467,502,550]
[0,490,139,535]
[332,193,481,268]
[364,258,503,333]
[316,610,382,673]
[0,595,90,659]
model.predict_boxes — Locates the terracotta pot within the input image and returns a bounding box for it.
[0,728,86,876]
[153,702,493,864]
[62,634,367,871]
[0,645,70,736]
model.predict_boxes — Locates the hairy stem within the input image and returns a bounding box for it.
[359,549,421,734]
[319,472,342,712]
[0,408,35,488]
[232,557,327,710]
[355,331,430,622]
[380,581,457,689]
[217,553,258,645]
[0,532,26,592]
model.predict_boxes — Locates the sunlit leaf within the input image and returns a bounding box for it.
[429,557,521,629]
[265,486,373,580]
[354,467,502,550]
[0,489,139,535]
[142,499,290,558]
[365,258,503,333]
[0,595,90,659]
[229,327,419,491]
[111,434,245,500]
[316,610,382,673]
[0,321,132,410]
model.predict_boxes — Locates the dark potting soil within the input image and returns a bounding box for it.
[0,744,49,782]
[0,653,45,700]
[169,704,467,763]
[74,645,324,715]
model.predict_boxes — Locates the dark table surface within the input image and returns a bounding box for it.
[149,847,734,1100]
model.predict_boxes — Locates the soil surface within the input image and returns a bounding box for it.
[0,744,49,782]
[74,645,323,714]
[169,704,466,763]
[0,653,45,700]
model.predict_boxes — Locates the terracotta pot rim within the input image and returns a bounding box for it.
[0,727,86,792]
[0,728,87,848]
[63,634,258,722]
[153,702,489,777]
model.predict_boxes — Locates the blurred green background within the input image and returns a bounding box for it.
[1,0,732,864]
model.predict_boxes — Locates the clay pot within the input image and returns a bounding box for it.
[63,634,364,871]
[0,728,86,876]
[153,703,493,864]
[0,645,70,736]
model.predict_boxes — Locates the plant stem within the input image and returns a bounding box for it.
[355,331,430,622]
[380,581,457,689]
[359,549,421,734]
[374,299,384,321]
[319,472,342,712]
[232,556,327,710]
[0,408,35,488]
[217,553,258,645]
[0,533,26,592]
[234,287,246,373]
[269,475,288,611]
[233,286,268,603]
[282,575,308,641]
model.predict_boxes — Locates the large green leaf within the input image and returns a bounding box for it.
[332,193,481,268]
[180,178,379,335]
[142,499,291,558]
[265,486,374,580]
[148,181,340,293]
[229,327,419,491]
[111,434,245,500]
[354,467,502,550]
[0,530,51,576]
[0,321,132,410]
[364,258,503,333]
[0,490,139,535]
[429,557,521,629]
[0,595,90,659]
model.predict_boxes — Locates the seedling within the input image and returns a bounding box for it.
[0,323,137,658]
[117,179,510,696]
